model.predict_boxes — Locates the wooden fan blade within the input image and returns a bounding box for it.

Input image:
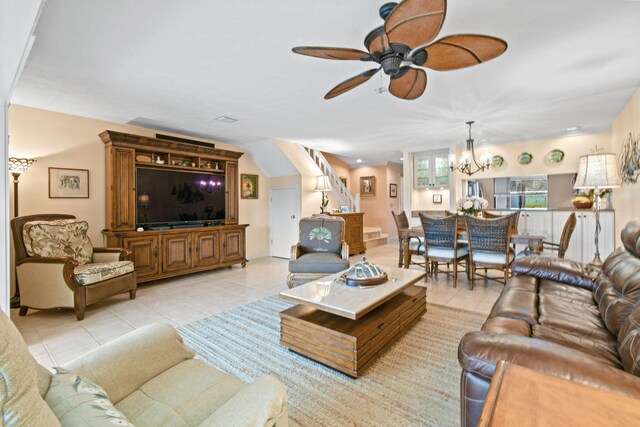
[385,0,446,49]
[425,34,508,71]
[325,68,379,100]
[389,67,427,100]
[292,46,371,61]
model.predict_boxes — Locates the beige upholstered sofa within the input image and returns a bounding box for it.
[0,310,288,426]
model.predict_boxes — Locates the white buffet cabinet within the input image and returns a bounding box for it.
[489,210,615,264]
[552,210,615,264]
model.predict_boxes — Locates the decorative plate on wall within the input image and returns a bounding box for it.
[518,152,533,165]
[491,155,504,168]
[547,149,565,163]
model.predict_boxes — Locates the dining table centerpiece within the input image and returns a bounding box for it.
[457,196,489,216]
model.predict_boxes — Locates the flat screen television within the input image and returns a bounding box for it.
[136,167,225,227]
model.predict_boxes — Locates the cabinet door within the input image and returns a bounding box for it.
[433,153,450,187]
[109,147,136,230]
[414,156,431,188]
[162,233,193,273]
[552,211,582,262]
[194,230,220,268]
[122,235,159,279]
[525,212,552,240]
[225,161,239,224]
[518,212,527,235]
[222,229,245,263]
[582,211,615,263]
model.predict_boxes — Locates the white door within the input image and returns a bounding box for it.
[270,187,299,259]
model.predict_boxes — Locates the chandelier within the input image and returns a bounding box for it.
[448,121,491,176]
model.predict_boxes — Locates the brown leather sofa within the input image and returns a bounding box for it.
[458,219,640,427]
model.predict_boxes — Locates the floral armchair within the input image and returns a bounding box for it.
[11,214,136,320]
[286,215,349,288]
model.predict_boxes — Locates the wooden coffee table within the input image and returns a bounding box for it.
[279,268,426,378]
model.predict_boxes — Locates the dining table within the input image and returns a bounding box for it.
[399,226,544,269]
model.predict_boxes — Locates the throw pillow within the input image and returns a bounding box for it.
[45,368,134,426]
[23,219,93,265]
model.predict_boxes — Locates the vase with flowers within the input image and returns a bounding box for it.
[457,196,489,216]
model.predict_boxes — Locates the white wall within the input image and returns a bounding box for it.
[8,105,272,280]
[611,89,640,244]
[0,0,45,313]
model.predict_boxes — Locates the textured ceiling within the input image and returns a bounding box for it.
[12,0,640,172]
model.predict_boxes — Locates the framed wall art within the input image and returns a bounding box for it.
[241,174,259,199]
[389,183,397,198]
[49,167,89,198]
[360,176,376,196]
[433,194,443,204]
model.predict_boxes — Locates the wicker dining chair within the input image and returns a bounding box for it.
[419,213,469,286]
[522,212,577,258]
[482,210,520,235]
[465,215,513,289]
[392,210,424,267]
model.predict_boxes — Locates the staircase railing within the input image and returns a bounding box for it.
[304,146,360,213]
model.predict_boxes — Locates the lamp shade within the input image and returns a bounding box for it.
[315,175,331,192]
[8,157,36,174]
[137,193,150,205]
[574,153,621,189]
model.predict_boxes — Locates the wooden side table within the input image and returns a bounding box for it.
[478,361,640,426]
[330,212,365,255]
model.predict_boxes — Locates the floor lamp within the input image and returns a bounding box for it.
[8,157,36,307]
[574,153,621,266]
[315,175,332,214]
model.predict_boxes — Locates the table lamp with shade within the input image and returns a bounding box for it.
[315,175,331,214]
[573,153,621,266]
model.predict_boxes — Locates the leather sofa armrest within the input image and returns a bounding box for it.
[458,331,640,399]
[341,240,349,260]
[199,375,288,427]
[92,247,131,262]
[290,243,301,260]
[62,323,195,404]
[511,257,600,290]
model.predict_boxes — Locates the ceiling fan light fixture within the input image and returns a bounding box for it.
[292,1,507,100]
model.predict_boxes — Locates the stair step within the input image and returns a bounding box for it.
[364,234,388,249]
[363,227,383,239]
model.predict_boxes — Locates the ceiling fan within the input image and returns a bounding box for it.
[292,0,507,100]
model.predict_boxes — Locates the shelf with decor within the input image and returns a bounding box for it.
[100,130,246,283]
[413,149,450,189]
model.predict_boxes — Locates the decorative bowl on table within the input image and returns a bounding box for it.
[572,195,593,209]
[340,257,387,287]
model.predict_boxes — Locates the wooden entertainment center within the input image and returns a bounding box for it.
[101,130,248,283]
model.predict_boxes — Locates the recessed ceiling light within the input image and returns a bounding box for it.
[356,159,362,163]
[215,116,238,123]
[566,126,580,132]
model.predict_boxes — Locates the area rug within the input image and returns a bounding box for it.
[179,295,485,427]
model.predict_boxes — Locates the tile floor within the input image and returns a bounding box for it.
[10,243,504,369]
